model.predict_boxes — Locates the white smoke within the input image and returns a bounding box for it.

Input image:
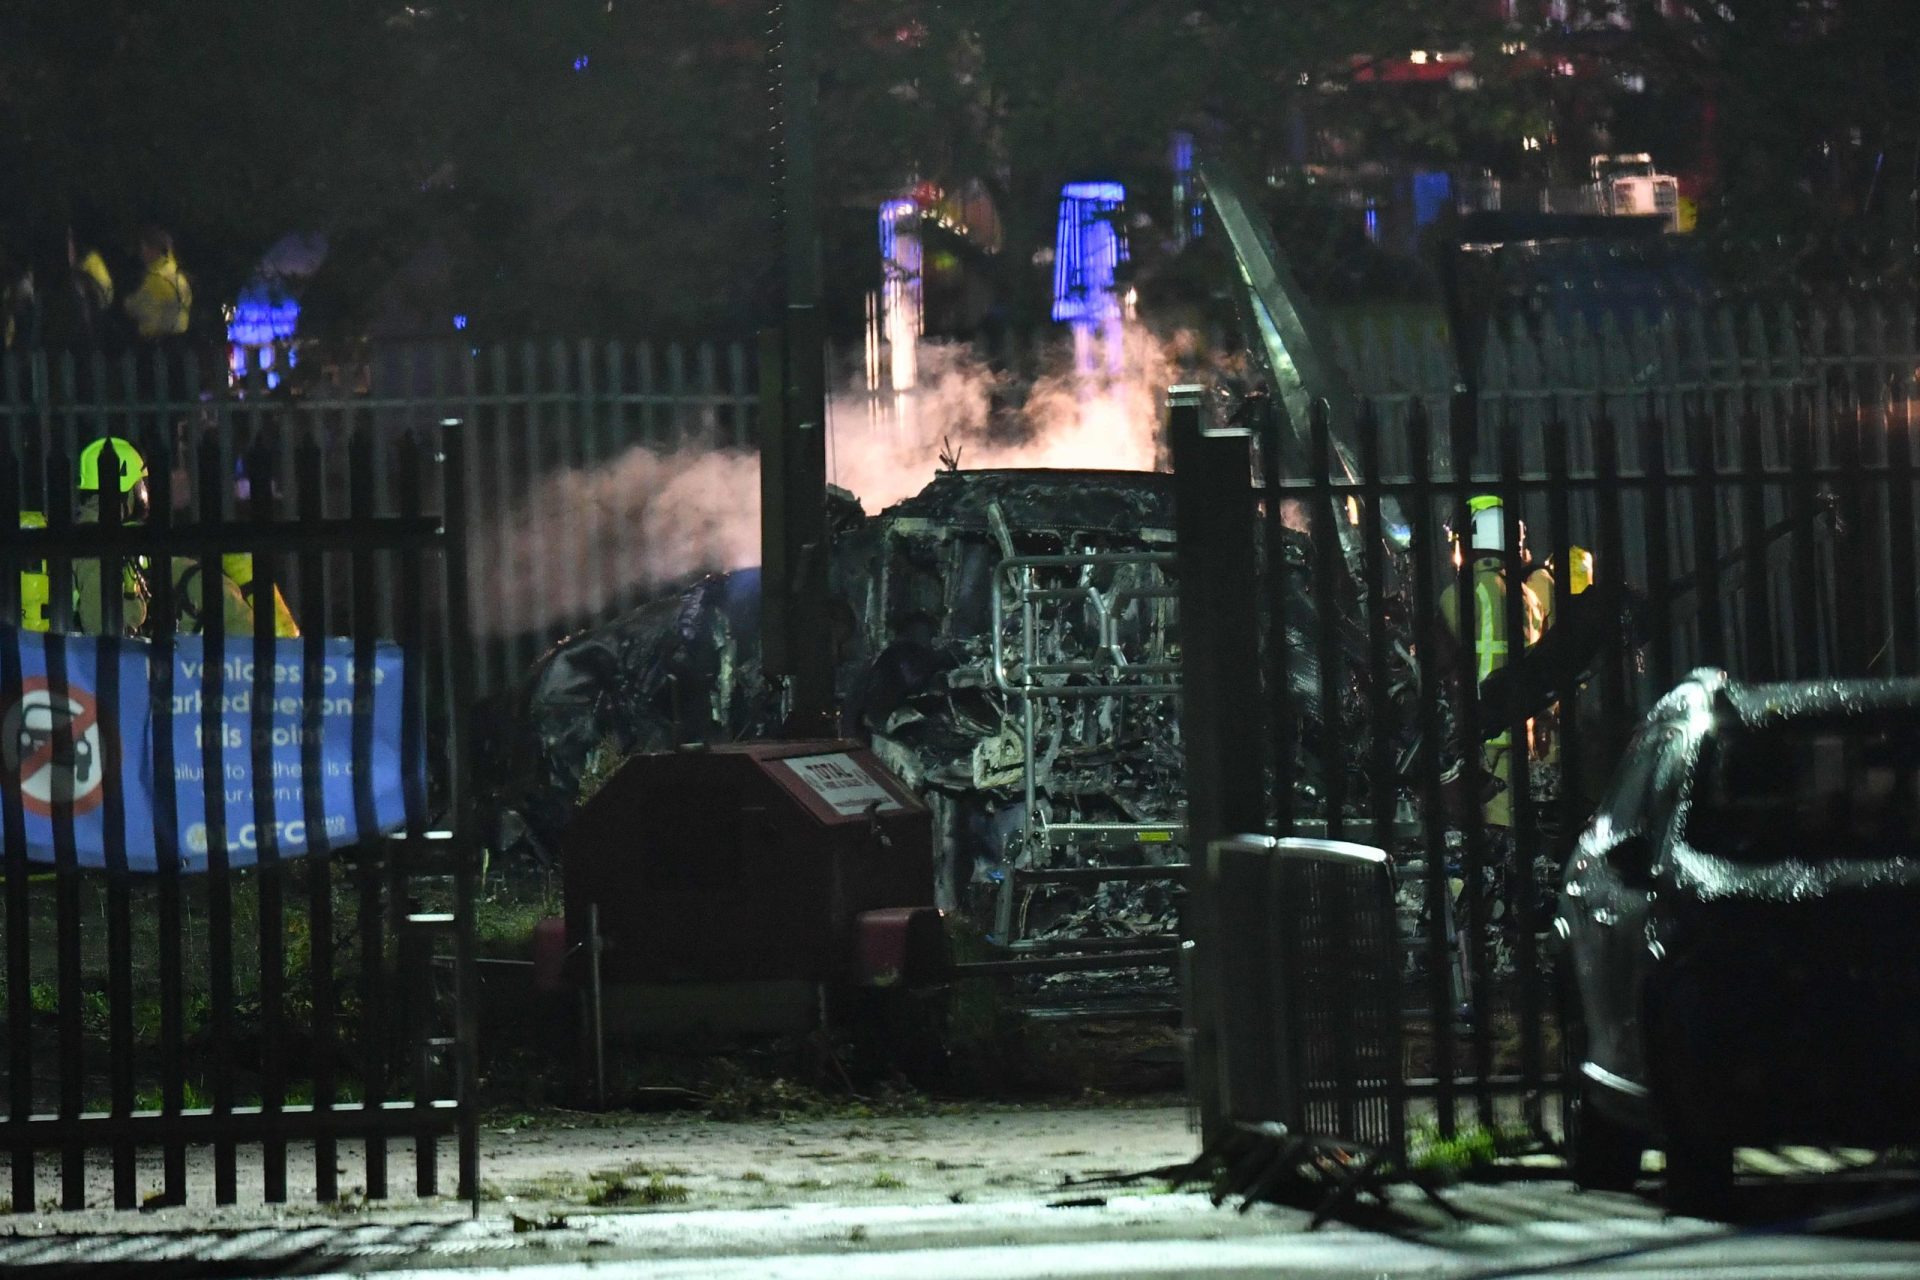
[827,327,1174,510]
[472,327,1186,637]
[468,445,760,638]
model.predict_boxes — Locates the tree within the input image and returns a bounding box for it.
[823,1,1456,327]
[1621,0,1920,248]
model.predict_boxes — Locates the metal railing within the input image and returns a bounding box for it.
[1178,304,1920,1156]
[1,339,761,702]
[0,417,478,1212]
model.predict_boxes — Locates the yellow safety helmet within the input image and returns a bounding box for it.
[78,437,148,494]
[1449,494,1512,554]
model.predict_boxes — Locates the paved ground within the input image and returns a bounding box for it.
[3,1103,1920,1277]
[0,1100,1198,1219]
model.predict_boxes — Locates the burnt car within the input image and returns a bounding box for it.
[1557,669,1920,1211]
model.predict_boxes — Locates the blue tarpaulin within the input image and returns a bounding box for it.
[0,629,413,871]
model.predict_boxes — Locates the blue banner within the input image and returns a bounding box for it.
[0,629,413,871]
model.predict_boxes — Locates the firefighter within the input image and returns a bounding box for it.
[1524,544,1592,633]
[72,436,152,635]
[1521,545,1593,772]
[1438,495,1543,828]
[225,456,299,637]
[177,551,299,638]
[123,227,192,342]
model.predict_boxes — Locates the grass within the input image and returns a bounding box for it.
[869,1171,907,1190]
[575,736,630,806]
[1408,1122,1535,1180]
[125,1078,367,1112]
[585,1171,691,1208]
[133,1080,212,1111]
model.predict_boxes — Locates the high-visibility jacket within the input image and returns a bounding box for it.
[72,556,150,636]
[1438,556,1543,828]
[170,554,298,638]
[22,511,150,635]
[124,254,192,340]
[224,553,299,638]
[76,251,113,307]
[1524,547,1592,635]
[19,512,51,632]
[1438,556,1544,689]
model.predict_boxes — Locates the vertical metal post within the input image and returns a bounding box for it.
[1308,402,1345,840]
[1738,399,1776,680]
[1257,398,1298,839]
[1447,402,1494,1130]
[295,425,338,1203]
[588,902,607,1110]
[1407,400,1455,1136]
[761,0,834,736]
[1,403,32,1214]
[1889,397,1919,675]
[1640,400,1675,694]
[443,381,483,1211]
[1497,397,1543,1135]
[1837,391,1873,677]
[1168,385,1264,1144]
[1355,401,1405,1163]
[1789,390,1822,676]
[250,433,288,1205]
[348,429,387,1200]
[1591,409,1630,765]
[1687,402,1725,669]
[194,428,239,1206]
[141,384,186,1208]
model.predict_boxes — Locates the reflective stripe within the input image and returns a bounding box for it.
[1474,571,1510,748]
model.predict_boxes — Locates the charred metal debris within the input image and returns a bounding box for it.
[478,466,1474,964]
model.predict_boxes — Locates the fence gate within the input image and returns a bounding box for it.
[0,349,479,1211]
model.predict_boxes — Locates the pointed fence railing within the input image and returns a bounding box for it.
[0,340,763,702]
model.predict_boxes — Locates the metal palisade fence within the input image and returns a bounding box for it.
[0,348,480,1211]
[1183,296,1920,1162]
[3,340,761,703]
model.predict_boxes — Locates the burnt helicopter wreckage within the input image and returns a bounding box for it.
[484,160,1730,980]
[482,462,1418,938]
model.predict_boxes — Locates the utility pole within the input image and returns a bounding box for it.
[760,0,835,736]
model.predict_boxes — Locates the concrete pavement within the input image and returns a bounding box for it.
[4,1182,1920,1277]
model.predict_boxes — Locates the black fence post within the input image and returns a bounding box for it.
[1889,397,1919,675]
[1496,396,1545,1136]
[249,432,288,1205]
[141,399,186,1208]
[1,415,32,1214]
[196,429,238,1206]
[1406,399,1455,1137]
[1788,390,1822,676]
[1686,401,1726,671]
[443,403,482,1210]
[1639,401,1675,695]
[1591,408,1631,769]
[1169,385,1265,1145]
[45,441,86,1211]
[1737,399,1777,681]
[1446,399,1495,1131]
[348,427,388,1200]
[1257,397,1297,839]
[295,424,338,1204]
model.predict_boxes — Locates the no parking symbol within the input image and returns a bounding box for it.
[2,677,111,819]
